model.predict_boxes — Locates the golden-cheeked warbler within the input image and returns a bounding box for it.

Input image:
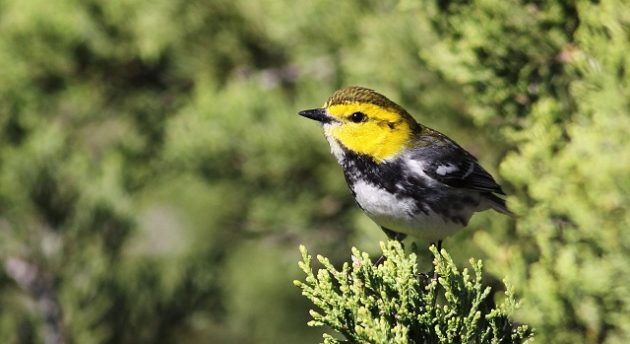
[299,86,510,248]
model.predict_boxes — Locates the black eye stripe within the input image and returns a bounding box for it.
[349,112,366,123]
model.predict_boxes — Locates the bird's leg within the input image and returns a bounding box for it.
[374,227,407,266]
[373,255,386,266]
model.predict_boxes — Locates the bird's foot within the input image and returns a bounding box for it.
[373,255,386,266]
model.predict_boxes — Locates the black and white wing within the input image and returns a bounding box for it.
[410,136,510,214]
[423,150,504,194]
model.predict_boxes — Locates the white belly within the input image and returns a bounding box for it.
[351,180,466,242]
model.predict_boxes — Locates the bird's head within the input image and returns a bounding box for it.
[299,86,420,162]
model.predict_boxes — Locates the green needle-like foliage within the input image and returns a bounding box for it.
[295,241,532,344]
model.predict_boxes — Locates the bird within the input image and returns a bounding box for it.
[298,86,510,252]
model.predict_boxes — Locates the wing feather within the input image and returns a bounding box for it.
[410,136,505,195]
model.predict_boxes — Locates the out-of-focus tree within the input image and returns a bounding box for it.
[0,1,431,342]
[0,0,627,343]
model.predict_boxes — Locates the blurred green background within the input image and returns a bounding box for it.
[0,0,628,343]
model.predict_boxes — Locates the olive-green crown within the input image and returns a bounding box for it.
[324,86,409,115]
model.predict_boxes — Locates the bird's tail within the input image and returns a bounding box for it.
[483,192,513,216]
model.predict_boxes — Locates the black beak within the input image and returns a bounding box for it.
[298,108,331,123]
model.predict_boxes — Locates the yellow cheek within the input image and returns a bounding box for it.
[329,122,411,162]
[328,103,400,122]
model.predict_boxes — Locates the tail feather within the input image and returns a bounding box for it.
[483,192,513,216]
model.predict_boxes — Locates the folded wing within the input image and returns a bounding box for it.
[409,135,510,214]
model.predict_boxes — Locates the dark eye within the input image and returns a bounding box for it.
[349,112,366,123]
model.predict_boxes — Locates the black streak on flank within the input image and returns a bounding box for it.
[339,147,484,223]
[340,149,433,216]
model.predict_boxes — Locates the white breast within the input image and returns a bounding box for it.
[352,180,416,221]
[351,180,466,242]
